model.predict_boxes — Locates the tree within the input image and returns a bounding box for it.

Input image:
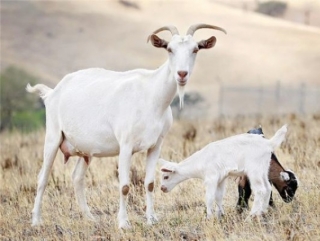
[0,66,44,131]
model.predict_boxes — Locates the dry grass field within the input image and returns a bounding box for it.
[1,114,320,240]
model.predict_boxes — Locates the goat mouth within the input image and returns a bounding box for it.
[281,190,294,203]
[177,79,187,86]
[161,186,168,193]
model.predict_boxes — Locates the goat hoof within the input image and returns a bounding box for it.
[147,215,158,225]
[85,213,96,222]
[31,218,42,227]
[119,220,132,230]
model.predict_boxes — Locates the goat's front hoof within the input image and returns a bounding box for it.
[85,213,96,222]
[246,213,263,223]
[119,220,132,230]
[31,217,42,227]
[216,213,225,220]
[236,205,247,214]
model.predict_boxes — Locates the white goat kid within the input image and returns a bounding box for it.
[160,125,288,219]
[26,24,226,229]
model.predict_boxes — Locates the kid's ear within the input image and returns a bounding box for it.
[280,172,290,181]
[159,159,176,173]
[161,167,175,173]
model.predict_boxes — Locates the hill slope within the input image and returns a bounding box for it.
[2,0,320,117]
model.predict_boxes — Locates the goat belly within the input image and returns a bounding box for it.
[228,169,245,176]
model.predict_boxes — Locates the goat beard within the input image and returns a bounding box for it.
[177,85,185,109]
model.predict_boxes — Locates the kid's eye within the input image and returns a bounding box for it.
[167,48,172,53]
[164,176,169,180]
[193,48,199,54]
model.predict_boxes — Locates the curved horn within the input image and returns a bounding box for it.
[147,25,179,42]
[151,25,179,35]
[186,23,227,36]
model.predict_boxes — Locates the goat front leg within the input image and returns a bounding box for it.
[236,175,252,213]
[117,145,133,229]
[72,156,95,221]
[144,139,163,225]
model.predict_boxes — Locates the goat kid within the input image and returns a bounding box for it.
[236,126,298,213]
[160,125,288,219]
[26,24,226,229]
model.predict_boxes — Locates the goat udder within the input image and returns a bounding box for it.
[60,140,72,164]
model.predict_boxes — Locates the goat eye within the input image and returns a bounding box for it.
[193,48,199,54]
[164,176,169,180]
[167,48,172,53]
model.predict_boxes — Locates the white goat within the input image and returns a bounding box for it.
[26,24,226,229]
[160,125,288,219]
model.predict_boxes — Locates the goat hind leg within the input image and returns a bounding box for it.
[205,178,218,219]
[248,177,267,216]
[72,156,95,221]
[262,176,272,213]
[215,179,226,219]
[32,132,61,226]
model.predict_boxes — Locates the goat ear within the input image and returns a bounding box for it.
[280,172,290,181]
[161,167,174,173]
[149,34,168,49]
[198,36,216,50]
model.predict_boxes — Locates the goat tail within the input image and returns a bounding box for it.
[26,83,52,99]
[269,124,288,150]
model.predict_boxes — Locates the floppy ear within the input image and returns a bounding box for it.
[161,167,175,173]
[159,159,177,173]
[198,36,216,50]
[280,171,290,181]
[149,34,168,49]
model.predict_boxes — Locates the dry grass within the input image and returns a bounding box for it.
[1,114,320,240]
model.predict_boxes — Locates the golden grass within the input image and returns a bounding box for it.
[1,114,320,240]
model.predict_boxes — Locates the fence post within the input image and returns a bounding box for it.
[257,85,263,115]
[275,80,281,114]
[299,82,306,115]
[219,82,224,117]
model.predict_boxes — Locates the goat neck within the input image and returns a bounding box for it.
[150,60,177,114]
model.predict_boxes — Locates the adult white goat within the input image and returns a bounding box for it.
[160,125,288,219]
[26,24,226,229]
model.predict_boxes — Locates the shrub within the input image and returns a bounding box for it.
[0,66,45,131]
[255,1,287,17]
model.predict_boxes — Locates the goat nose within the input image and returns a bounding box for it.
[161,185,168,192]
[177,71,188,79]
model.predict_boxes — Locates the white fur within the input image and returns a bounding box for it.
[160,125,288,219]
[280,172,290,181]
[26,25,220,229]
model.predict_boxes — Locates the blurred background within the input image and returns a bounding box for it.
[1,0,320,131]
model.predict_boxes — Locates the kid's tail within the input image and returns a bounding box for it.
[26,83,52,99]
[269,124,288,150]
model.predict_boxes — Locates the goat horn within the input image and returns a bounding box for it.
[151,25,179,35]
[147,25,179,42]
[186,23,227,36]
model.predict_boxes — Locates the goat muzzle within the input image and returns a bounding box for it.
[161,185,168,193]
